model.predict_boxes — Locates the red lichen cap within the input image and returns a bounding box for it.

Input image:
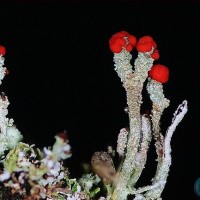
[126,43,133,52]
[111,31,130,38]
[109,37,126,46]
[128,35,137,47]
[136,36,157,52]
[109,43,123,53]
[0,45,6,56]
[109,31,137,53]
[57,131,68,142]
[151,49,160,60]
[148,64,169,83]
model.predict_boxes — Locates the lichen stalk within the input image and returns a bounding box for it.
[144,101,188,199]
[0,54,21,157]
[146,79,170,160]
[117,128,128,157]
[0,55,11,135]
[129,114,152,188]
[112,50,154,200]
[0,55,6,85]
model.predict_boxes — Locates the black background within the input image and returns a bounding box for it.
[0,1,200,199]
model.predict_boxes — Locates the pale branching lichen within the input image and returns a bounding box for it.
[0,31,188,200]
[91,31,188,200]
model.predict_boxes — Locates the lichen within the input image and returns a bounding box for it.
[0,31,188,200]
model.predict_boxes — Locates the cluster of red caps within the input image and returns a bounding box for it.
[109,31,169,83]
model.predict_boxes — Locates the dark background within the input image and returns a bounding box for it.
[0,1,200,199]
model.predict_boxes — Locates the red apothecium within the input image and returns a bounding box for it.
[109,31,137,53]
[148,64,169,83]
[0,45,6,56]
